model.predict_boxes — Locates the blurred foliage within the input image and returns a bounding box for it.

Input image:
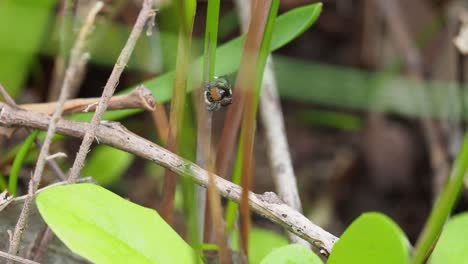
[0,0,56,97]
[82,145,134,186]
[295,110,363,131]
[274,56,466,121]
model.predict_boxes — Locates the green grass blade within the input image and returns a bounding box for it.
[9,130,40,196]
[203,0,220,81]
[412,131,468,263]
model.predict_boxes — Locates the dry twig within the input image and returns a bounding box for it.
[67,0,155,182]
[0,102,338,255]
[21,85,155,115]
[6,3,104,259]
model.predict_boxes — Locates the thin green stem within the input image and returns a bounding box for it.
[203,0,220,81]
[9,130,40,196]
[412,131,468,263]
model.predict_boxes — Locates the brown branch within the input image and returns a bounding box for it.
[6,2,104,260]
[21,85,155,115]
[0,102,338,256]
[67,0,155,182]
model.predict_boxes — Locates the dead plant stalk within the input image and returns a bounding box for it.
[67,0,155,182]
[6,2,104,260]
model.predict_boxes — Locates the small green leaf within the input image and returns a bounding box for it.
[36,183,198,264]
[328,212,410,264]
[82,145,134,185]
[270,3,322,51]
[232,228,289,264]
[260,244,323,264]
[430,213,468,264]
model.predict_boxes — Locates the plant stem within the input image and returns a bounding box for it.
[412,131,468,263]
[160,0,196,224]
[67,0,155,182]
[9,130,40,196]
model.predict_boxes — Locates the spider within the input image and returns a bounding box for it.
[204,77,233,111]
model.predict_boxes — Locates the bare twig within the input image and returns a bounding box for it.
[259,58,308,245]
[0,250,40,264]
[21,85,156,115]
[0,103,338,255]
[235,0,307,247]
[67,0,155,182]
[7,2,103,260]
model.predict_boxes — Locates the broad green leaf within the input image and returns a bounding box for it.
[232,228,289,264]
[0,0,56,97]
[260,244,323,264]
[70,3,323,122]
[36,183,198,264]
[328,212,410,264]
[82,145,134,185]
[430,213,468,264]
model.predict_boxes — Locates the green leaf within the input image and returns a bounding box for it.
[36,183,198,264]
[328,212,410,264]
[232,228,289,264]
[270,3,322,52]
[260,244,323,264]
[70,3,323,122]
[82,145,134,185]
[430,213,468,264]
